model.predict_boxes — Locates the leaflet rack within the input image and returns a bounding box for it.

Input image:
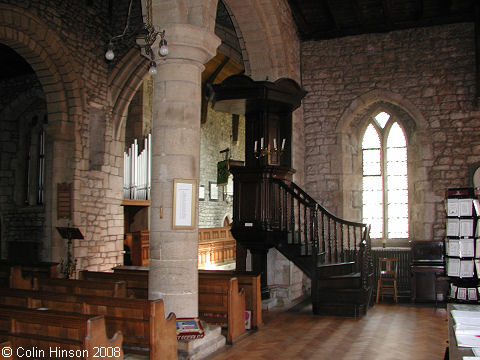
[445,187,480,303]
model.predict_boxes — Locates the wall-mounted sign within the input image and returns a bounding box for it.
[172,179,197,230]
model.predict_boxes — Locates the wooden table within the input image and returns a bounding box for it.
[448,303,480,360]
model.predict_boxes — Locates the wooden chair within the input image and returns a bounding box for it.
[376,257,398,303]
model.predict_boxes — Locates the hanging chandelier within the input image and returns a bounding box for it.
[104,0,168,75]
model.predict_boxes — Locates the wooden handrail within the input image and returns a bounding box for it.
[271,178,371,286]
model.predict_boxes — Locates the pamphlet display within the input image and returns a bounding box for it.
[446,188,480,303]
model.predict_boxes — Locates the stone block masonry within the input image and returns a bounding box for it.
[302,23,480,242]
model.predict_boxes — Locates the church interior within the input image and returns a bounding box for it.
[0,0,479,359]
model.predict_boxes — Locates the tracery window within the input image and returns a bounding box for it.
[362,112,409,240]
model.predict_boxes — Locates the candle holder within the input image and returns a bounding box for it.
[253,138,286,159]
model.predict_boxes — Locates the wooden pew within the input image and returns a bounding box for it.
[198,277,246,344]
[199,270,262,329]
[111,266,262,330]
[112,265,149,275]
[0,288,177,360]
[78,270,148,299]
[0,305,123,360]
[10,268,127,298]
[110,266,251,342]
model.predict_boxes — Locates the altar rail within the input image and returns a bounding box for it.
[125,227,236,269]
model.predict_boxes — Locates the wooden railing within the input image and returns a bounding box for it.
[271,179,372,283]
[125,227,236,269]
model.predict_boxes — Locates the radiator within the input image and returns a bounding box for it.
[371,247,411,297]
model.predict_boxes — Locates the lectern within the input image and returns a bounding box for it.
[56,227,84,278]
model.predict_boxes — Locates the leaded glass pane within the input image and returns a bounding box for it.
[387,122,406,147]
[363,149,381,175]
[374,112,390,129]
[362,124,380,149]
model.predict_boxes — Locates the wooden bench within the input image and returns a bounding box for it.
[110,266,251,342]
[78,270,148,299]
[10,268,127,298]
[0,305,123,360]
[112,265,149,275]
[198,277,246,344]
[199,270,262,329]
[0,288,177,359]
[111,267,262,329]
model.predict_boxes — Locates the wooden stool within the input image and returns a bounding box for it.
[376,257,398,303]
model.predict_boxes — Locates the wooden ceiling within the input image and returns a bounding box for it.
[202,52,244,86]
[287,0,477,41]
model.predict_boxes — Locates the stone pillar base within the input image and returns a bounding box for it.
[177,324,226,360]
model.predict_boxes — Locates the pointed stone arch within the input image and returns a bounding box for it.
[0,4,84,262]
[339,89,434,244]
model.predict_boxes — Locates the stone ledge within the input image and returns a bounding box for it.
[178,324,226,360]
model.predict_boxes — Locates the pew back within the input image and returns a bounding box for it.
[198,277,246,343]
[0,305,123,360]
[35,278,127,298]
[78,270,147,299]
[0,288,177,360]
[198,270,262,329]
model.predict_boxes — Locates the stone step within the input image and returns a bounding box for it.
[178,323,226,360]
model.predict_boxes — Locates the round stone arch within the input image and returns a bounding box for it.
[0,5,84,261]
[337,89,434,244]
[222,0,300,82]
[109,48,150,142]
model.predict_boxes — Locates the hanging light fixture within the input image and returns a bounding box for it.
[148,61,157,75]
[104,0,167,71]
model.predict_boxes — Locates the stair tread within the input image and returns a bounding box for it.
[319,287,370,294]
[325,272,360,279]
[317,261,355,268]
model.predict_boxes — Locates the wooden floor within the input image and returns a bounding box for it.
[207,302,448,360]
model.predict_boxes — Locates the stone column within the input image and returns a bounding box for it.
[148,23,220,317]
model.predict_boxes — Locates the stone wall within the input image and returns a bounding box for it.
[199,104,245,227]
[302,23,480,243]
[3,209,45,263]
[0,0,135,270]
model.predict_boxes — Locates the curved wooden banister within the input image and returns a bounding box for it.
[270,178,372,288]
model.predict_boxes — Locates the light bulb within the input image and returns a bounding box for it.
[159,39,168,56]
[105,46,114,61]
[148,61,157,75]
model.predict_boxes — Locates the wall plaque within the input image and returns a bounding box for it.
[57,182,72,219]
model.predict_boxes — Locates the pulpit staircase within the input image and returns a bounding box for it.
[269,179,373,316]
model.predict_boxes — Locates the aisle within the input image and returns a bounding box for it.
[207,303,448,360]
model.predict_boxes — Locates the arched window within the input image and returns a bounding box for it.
[362,112,409,241]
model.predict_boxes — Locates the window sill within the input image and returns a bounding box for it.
[370,238,411,248]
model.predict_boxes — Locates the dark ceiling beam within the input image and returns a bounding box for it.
[475,1,480,102]
[381,0,393,28]
[416,0,424,20]
[302,12,475,41]
[351,0,366,29]
[324,0,340,31]
[287,0,310,39]
[438,0,452,16]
